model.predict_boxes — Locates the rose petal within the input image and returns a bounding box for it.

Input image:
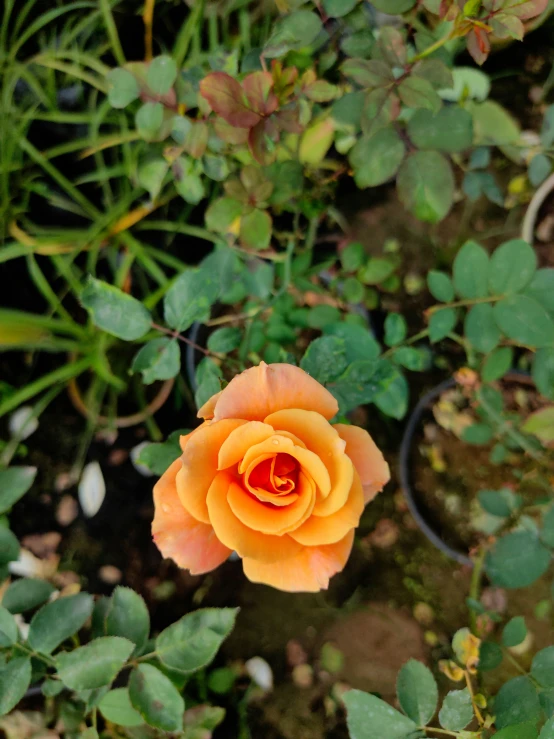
[265,410,353,515]
[227,470,315,535]
[153,460,231,575]
[203,362,338,422]
[242,530,355,592]
[198,390,223,420]
[289,472,364,546]
[218,421,275,470]
[206,473,302,562]
[177,419,246,523]
[334,424,390,503]
[239,435,331,497]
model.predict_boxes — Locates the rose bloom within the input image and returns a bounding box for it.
[152,363,390,592]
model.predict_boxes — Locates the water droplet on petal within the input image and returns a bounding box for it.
[272,439,279,445]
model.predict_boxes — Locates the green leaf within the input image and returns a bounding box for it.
[532,647,554,688]
[371,0,416,12]
[240,209,272,250]
[195,375,221,411]
[489,239,538,295]
[146,55,177,95]
[1,578,55,614]
[322,0,358,16]
[522,407,554,445]
[341,59,393,89]
[175,172,205,205]
[486,531,551,589]
[495,676,541,729]
[453,240,489,299]
[384,314,407,347]
[479,641,503,671]
[344,689,417,739]
[540,717,554,739]
[374,367,409,419]
[397,151,454,223]
[465,304,501,353]
[136,432,185,476]
[323,323,381,363]
[0,467,37,515]
[494,295,554,348]
[0,527,19,565]
[56,636,134,690]
[409,107,472,152]
[342,276,365,303]
[164,268,219,333]
[341,242,365,272]
[358,257,396,285]
[131,338,180,385]
[106,68,140,108]
[439,689,473,731]
[525,269,554,314]
[81,277,151,341]
[0,606,18,647]
[0,658,31,716]
[478,488,521,517]
[138,158,169,201]
[502,616,527,647]
[495,723,539,738]
[99,688,144,727]
[482,347,513,383]
[208,667,236,695]
[206,197,243,234]
[469,100,520,146]
[393,346,430,371]
[129,664,185,731]
[156,607,239,674]
[429,308,457,343]
[441,67,491,103]
[349,127,406,188]
[461,423,493,445]
[28,593,94,655]
[396,659,438,725]
[398,76,442,113]
[529,153,551,186]
[533,348,554,399]
[427,271,454,302]
[264,10,323,58]
[105,587,150,654]
[135,102,164,141]
[300,336,348,384]
[207,327,242,354]
[412,58,453,89]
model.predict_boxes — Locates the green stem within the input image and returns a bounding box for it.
[502,649,528,676]
[17,643,56,668]
[173,0,205,68]
[0,357,92,419]
[382,329,430,359]
[26,254,74,323]
[412,31,453,62]
[428,295,504,315]
[99,0,126,66]
[134,220,219,243]
[469,547,486,635]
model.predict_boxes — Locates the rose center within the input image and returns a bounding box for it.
[245,452,299,501]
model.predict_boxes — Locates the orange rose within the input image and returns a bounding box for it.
[152,363,390,592]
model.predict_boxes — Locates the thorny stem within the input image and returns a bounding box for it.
[151,322,216,357]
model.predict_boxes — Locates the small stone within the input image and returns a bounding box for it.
[108,448,128,466]
[56,495,79,526]
[99,565,123,584]
[481,587,507,614]
[413,602,435,626]
[368,519,399,549]
[292,664,313,688]
[22,532,61,558]
[55,472,77,493]
[286,639,308,667]
[245,657,273,692]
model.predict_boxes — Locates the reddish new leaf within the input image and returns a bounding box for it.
[466,26,491,65]
[249,119,276,165]
[243,72,278,117]
[213,119,249,145]
[200,72,260,128]
[484,0,547,18]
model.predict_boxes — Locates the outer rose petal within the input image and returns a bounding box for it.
[206,473,302,562]
[152,460,231,575]
[289,472,364,546]
[334,424,390,503]
[197,391,222,421]
[242,530,355,592]
[177,419,246,523]
[199,362,338,422]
